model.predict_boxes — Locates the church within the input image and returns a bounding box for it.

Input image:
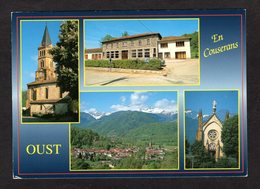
[196,100,229,161]
[26,25,69,117]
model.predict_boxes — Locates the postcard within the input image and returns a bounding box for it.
[12,9,247,178]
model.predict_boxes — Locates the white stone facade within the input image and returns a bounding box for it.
[158,39,191,59]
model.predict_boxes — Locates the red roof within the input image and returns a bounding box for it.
[160,36,191,42]
[85,48,102,53]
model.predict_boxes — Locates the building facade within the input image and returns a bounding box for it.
[26,25,69,116]
[85,33,192,61]
[158,36,191,59]
[85,48,103,60]
[196,101,227,161]
[102,33,161,60]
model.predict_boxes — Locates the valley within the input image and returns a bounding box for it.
[71,111,178,170]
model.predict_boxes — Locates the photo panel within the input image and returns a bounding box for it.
[70,91,179,170]
[83,19,200,87]
[184,90,240,170]
[20,20,80,123]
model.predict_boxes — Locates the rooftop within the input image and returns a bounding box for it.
[85,48,102,53]
[41,25,52,47]
[101,32,162,43]
[160,36,191,42]
[27,79,57,86]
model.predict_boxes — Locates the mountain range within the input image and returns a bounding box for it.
[72,111,178,145]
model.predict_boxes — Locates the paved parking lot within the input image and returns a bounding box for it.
[85,59,199,86]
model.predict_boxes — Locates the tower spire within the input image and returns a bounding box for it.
[41,25,52,47]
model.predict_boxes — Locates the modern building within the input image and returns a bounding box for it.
[85,33,192,61]
[195,101,228,161]
[26,25,69,117]
[158,36,191,59]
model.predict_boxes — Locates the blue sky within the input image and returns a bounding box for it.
[81,91,177,114]
[21,21,62,90]
[85,19,198,48]
[185,91,238,115]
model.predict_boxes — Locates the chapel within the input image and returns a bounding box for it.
[196,100,229,160]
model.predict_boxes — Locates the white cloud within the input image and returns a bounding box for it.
[88,108,98,114]
[154,98,177,113]
[120,96,126,103]
[110,94,177,115]
[203,114,209,118]
[130,92,148,105]
[185,110,192,113]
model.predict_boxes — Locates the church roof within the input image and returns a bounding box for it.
[27,79,57,86]
[202,113,222,127]
[41,25,52,47]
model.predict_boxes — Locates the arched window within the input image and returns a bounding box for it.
[32,90,37,100]
[40,60,44,68]
[45,88,48,99]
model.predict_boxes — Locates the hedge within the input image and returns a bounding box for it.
[85,58,165,71]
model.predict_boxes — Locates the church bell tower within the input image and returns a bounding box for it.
[35,25,56,82]
[196,110,203,141]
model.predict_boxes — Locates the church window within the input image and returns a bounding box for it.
[208,143,216,151]
[208,129,218,140]
[40,60,45,68]
[45,88,49,99]
[32,90,37,100]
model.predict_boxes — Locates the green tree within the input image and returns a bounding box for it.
[49,21,79,100]
[190,140,215,168]
[122,31,129,37]
[22,90,27,107]
[182,32,198,58]
[101,34,114,42]
[221,115,239,159]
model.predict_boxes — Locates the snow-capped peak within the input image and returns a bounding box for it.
[86,108,111,119]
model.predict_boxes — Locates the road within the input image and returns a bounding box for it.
[85,59,199,86]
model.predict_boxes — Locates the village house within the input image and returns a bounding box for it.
[26,25,69,117]
[158,36,191,59]
[85,32,191,61]
[85,48,103,60]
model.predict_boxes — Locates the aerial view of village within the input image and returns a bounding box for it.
[71,92,178,170]
[84,19,199,86]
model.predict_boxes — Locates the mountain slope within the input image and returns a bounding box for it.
[124,121,178,146]
[75,111,177,137]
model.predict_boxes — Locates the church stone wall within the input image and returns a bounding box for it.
[31,104,54,116]
[30,103,68,116]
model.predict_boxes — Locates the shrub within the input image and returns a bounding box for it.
[85,58,164,70]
